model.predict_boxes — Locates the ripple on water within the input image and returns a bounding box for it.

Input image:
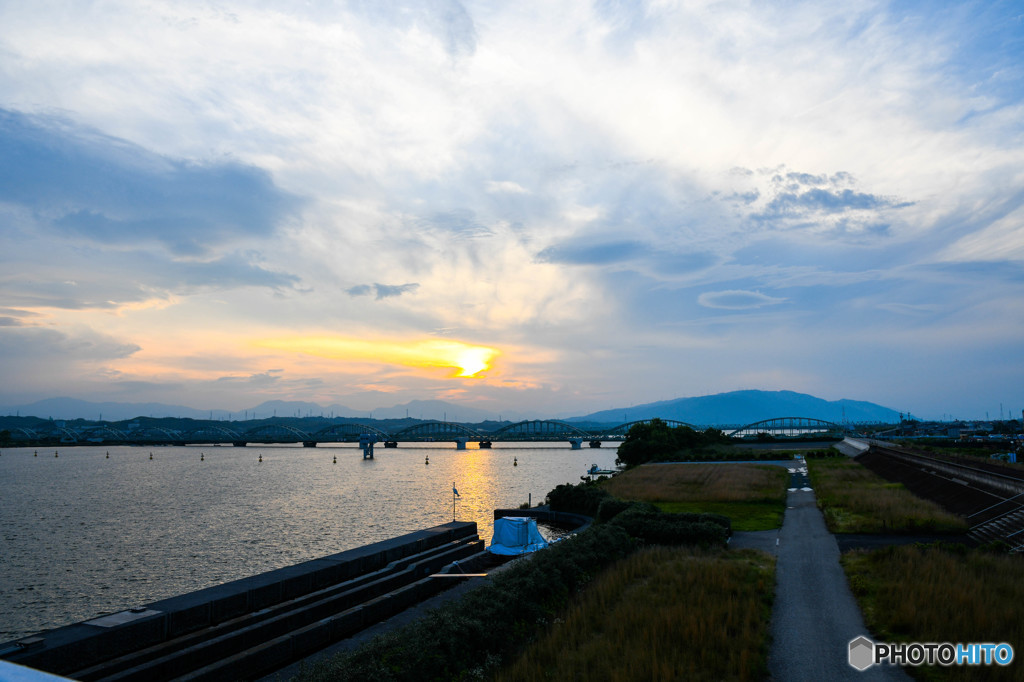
[0,442,619,640]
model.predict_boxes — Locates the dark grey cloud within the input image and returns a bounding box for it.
[215,370,282,386]
[759,188,911,218]
[0,108,302,256]
[732,167,915,239]
[0,326,140,360]
[1,250,299,310]
[0,317,23,326]
[536,239,647,266]
[536,237,717,276]
[346,282,420,299]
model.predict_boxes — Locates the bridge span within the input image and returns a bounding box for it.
[7,417,851,450]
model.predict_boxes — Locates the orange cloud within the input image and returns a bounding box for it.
[255,336,500,378]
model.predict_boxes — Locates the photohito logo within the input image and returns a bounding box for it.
[849,636,1014,670]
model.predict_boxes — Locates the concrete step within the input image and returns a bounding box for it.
[83,540,484,682]
[13,524,481,681]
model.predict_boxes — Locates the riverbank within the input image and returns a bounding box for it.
[0,523,486,680]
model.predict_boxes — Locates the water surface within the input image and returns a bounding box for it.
[0,442,618,640]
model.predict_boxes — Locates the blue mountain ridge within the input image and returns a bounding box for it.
[567,390,902,426]
[1,390,902,425]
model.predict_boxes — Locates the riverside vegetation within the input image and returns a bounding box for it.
[807,456,968,534]
[294,422,780,681]
[843,543,1023,682]
[494,547,775,682]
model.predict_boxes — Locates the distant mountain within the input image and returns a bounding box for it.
[0,397,513,423]
[1,390,901,425]
[243,400,369,419]
[371,399,511,422]
[568,390,901,426]
[0,397,231,421]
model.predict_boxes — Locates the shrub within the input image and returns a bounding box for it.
[298,525,637,682]
[609,504,729,547]
[616,418,731,467]
[546,480,612,516]
[595,497,634,523]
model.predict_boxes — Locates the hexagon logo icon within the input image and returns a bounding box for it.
[849,636,875,671]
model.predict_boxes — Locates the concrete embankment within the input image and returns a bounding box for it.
[1,522,484,681]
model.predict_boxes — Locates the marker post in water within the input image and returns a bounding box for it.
[452,482,460,521]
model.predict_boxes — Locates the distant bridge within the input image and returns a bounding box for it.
[6,416,849,449]
[724,417,848,438]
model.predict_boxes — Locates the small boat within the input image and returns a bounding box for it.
[587,463,616,476]
[487,517,549,556]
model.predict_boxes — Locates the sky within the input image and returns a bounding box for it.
[1,0,1022,421]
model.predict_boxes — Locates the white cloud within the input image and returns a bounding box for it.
[697,290,787,310]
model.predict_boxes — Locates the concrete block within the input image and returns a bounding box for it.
[289,621,332,657]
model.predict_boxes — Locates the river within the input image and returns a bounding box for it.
[0,441,619,641]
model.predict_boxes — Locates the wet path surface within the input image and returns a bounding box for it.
[763,463,909,681]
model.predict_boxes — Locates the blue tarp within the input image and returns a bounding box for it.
[488,517,549,556]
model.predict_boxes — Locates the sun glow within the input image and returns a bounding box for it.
[255,336,500,378]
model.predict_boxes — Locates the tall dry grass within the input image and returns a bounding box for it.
[843,544,1024,681]
[602,463,787,503]
[494,547,775,682]
[600,463,789,530]
[808,457,967,533]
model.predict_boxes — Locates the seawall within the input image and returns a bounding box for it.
[1,522,483,681]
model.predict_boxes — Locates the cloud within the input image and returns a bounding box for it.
[0,326,140,360]
[536,239,647,266]
[697,290,787,310]
[536,236,717,277]
[415,209,493,239]
[215,370,283,387]
[485,180,530,195]
[0,108,302,256]
[0,1,1021,419]
[347,283,420,300]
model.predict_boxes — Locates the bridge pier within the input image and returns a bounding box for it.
[589,440,602,448]
[384,441,398,448]
[359,434,376,459]
[302,441,317,448]
[455,437,467,450]
[479,441,492,448]
[569,438,583,450]
[232,441,247,447]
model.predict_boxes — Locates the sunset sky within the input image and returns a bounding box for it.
[1,1,1022,420]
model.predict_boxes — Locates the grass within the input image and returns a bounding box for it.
[494,547,775,682]
[807,457,967,534]
[843,544,1024,681]
[601,463,789,530]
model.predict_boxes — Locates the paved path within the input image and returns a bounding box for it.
[762,465,909,681]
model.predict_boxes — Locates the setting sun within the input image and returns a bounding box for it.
[255,336,499,378]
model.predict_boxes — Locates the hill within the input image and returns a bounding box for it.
[568,390,901,426]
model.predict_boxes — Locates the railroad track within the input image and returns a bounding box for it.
[857,443,1024,550]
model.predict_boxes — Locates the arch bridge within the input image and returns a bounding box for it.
[725,417,847,438]
[392,421,485,441]
[597,419,702,439]
[490,419,592,441]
